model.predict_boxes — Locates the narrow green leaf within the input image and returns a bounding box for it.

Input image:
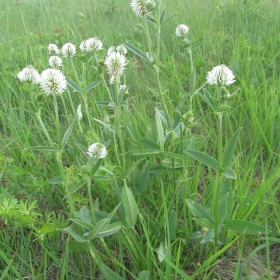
[186,199,215,225]
[224,220,271,234]
[85,80,101,92]
[136,169,151,194]
[130,149,163,156]
[145,16,156,25]
[120,184,138,227]
[84,218,110,240]
[155,108,165,150]
[126,158,145,179]
[191,41,206,49]
[63,226,87,242]
[124,43,152,63]
[193,218,215,229]
[186,149,218,170]
[223,167,236,179]
[217,193,229,225]
[71,219,93,231]
[66,77,82,93]
[161,13,178,25]
[25,146,61,153]
[96,101,111,107]
[222,128,242,168]
[139,138,161,150]
[199,89,216,110]
[139,271,150,280]
[107,203,122,221]
[188,136,195,150]
[92,175,111,181]
[215,105,231,112]
[89,158,102,178]
[67,180,86,196]
[48,176,63,185]
[169,210,177,240]
[102,264,125,280]
[160,8,166,24]
[95,221,123,238]
[61,118,76,150]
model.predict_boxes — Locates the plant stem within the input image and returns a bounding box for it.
[34,110,53,146]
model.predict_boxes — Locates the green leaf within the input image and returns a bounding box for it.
[130,149,163,156]
[85,81,101,92]
[139,271,149,280]
[191,41,206,49]
[61,118,77,150]
[102,264,125,280]
[92,175,111,181]
[96,101,111,107]
[66,77,82,93]
[186,199,215,225]
[161,13,178,25]
[224,220,271,234]
[199,89,216,110]
[215,105,231,112]
[94,221,123,238]
[188,136,195,150]
[222,128,242,168]
[120,184,138,227]
[126,158,146,179]
[169,210,177,240]
[67,180,87,196]
[136,169,151,194]
[89,158,102,178]
[124,43,152,63]
[84,218,110,240]
[160,8,166,24]
[217,193,229,226]
[71,219,93,231]
[24,146,61,153]
[63,226,87,242]
[223,167,236,179]
[48,176,63,185]
[193,218,215,229]
[145,16,156,25]
[155,108,165,150]
[139,138,161,150]
[186,150,218,170]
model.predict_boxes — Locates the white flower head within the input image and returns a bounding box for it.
[61,43,76,57]
[85,37,103,52]
[206,64,236,86]
[48,44,60,55]
[104,51,126,77]
[17,66,41,84]
[39,69,67,95]
[77,104,83,120]
[116,44,127,55]
[87,143,108,159]
[130,0,155,18]
[175,24,189,37]
[107,46,116,56]
[79,40,87,52]
[49,56,63,68]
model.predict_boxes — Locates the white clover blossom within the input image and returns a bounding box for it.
[175,24,189,37]
[87,143,108,159]
[206,64,236,86]
[104,51,126,77]
[107,46,116,56]
[79,40,87,52]
[130,0,155,17]
[17,66,41,84]
[61,43,76,57]
[77,104,83,120]
[85,37,103,52]
[48,44,60,55]
[39,69,67,95]
[49,56,62,68]
[116,44,127,55]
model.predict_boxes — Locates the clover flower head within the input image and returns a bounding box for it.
[79,40,87,52]
[61,43,76,57]
[17,65,41,84]
[49,56,63,68]
[130,0,155,18]
[116,44,127,55]
[85,37,103,52]
[107,46,116,56]
[175,24,189,37]
[87,143,108,159]
[48,44,60,55]
[104,51,126,77]
[206,64,236,86]
[39,69,67,95]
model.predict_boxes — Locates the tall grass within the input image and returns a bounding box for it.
[0,0,280,279]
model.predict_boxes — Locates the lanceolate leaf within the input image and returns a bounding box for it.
[160,8,166,24]
[85,81,101,92]
[224,220,271,234]
[222,128,242,168]
[24,146,61,153]
[186,150,218,170]
[61,117,77,150]
[94,221,123,238]
[124,43,152,63]
[120,184,138,227]
[223,167,236,179]
[66,77,82,93]
[102,264,125,280]
[186,199,215,225]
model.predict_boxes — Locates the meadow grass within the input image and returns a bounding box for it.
[0,0,280,279]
